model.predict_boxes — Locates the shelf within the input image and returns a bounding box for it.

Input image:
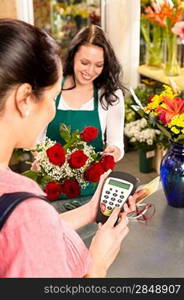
[138,65,184,90]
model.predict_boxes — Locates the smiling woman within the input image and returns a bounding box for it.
[44,24,126,198]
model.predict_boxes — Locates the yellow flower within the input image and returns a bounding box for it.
[78,10,89,18]
[160,85,176,99]
[144,85,178,114]
[168,113,184,128]
[171,126,180,134]
[144,95,162,111]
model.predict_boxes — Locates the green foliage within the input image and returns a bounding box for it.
[125,82,164,123]
[60,123,80,150]
[125,82,170,149]
[23,169,52,186]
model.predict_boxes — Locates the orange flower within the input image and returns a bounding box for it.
[156,96,184,123]
[142,2,183,27]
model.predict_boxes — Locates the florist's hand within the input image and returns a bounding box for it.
[30,151,40,171]
[31,160,40,171]
[102,145,121,162]
[88,207,129,277]
[122,188,148,215]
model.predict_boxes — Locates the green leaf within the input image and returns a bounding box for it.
[130,105,145,118]
[59,123,71,143]
[70,129,80,145]
[77,144,84,150]
[156,123,172,140]
[22,170,38,181]
[38,175,53,185]
[91,152,101,161]
[174,135,184,143]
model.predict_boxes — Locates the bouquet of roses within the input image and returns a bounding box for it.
[130,85,184,145]
[23,124,115,201]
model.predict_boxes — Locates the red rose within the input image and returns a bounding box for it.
[46,143,65,166]
[80,126,98,142]
[69,150,88,168]
[45,182,63,201]
[84,162,104,182]
[63,179,80,198]
[100,155,115,171]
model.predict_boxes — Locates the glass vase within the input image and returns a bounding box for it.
[164,31,181,76]
[145,42,163,67]
[160,142,184,207]
[141,21,163,68]
[145,25,163,68]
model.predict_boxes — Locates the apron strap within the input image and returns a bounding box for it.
[93,87,98,111]
[55,77,66,108]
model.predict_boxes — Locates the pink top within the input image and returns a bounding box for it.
[0,168,91,278]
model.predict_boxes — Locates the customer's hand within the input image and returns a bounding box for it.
[89,170,111,223]
[87,207,129,277]
[122,189,147,214]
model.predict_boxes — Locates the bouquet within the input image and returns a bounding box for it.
[23,124,115,201]
[130,85,184,144]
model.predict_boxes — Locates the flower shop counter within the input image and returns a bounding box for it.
[53,184,184,277]
[138,64,184,90]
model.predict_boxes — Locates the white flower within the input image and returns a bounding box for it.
[125,118,161,146]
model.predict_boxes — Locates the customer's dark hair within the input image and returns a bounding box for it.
[0,18,61,111]
[63,24,125,109]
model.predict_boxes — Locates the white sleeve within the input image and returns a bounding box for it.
[106,89,125,161]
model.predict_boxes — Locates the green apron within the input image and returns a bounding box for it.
[47,80,104,198]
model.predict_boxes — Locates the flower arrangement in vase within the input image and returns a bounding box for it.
[130,84,184,206]
[141,0,184,75]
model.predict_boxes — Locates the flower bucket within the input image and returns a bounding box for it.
[138,149,155,173]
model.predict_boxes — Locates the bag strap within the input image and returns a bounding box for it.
[0,192,48,230]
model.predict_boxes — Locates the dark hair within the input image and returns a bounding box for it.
[63,25,125,109]
[0,18,61,111]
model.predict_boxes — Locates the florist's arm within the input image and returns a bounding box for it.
[102,89,125,162]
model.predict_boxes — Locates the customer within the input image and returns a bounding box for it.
[0,19,144,278]
[46,24,125,197]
